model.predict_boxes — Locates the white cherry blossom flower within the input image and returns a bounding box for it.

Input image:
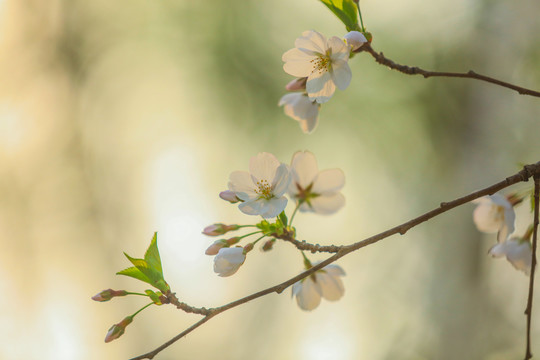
[278,93,320,134]
[282,30,352,104]
[489,238,532,275]
[473,194,515,242]
[344,31,367,51]
[288,151,345,215]
[228,152,291,218]
[213,247,246,277]
[292,263,346,311]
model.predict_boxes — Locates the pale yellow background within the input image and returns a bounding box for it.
[1,0,539,359]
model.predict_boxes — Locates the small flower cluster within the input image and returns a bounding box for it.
[202,151,347,310]
[472,192,532,275]
[279,30,367,133]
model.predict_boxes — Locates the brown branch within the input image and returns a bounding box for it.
[130,161,540,360]
[359,43,540,98]
[525,175,539,360]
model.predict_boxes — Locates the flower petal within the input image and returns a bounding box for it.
[505,240,532,275]
[317,272,345,301]
[331,60,352,90]
[239,199,267,216]
[308,193,345,215]
[249,152,280,182]
[290,151,319,190]
[228,171,257,201]
[299,117,318,134]
[488,242,507,258]
[312,168,345,194]
[261,196,288,218]
[282,48,315,77]
[327,36,350,62]
[306,71,335,104]
[295,30,327,54]
[272,164,291,197]
[323,264,346,277]
[294,278,322,311]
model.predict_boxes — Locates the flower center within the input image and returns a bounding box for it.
[255,179,273,200]
[310,53,331,74]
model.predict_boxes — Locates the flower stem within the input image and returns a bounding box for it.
[355,0,366,32]
[289,202,301,226]
[251,234,266,246]
[132,302,154,318]
[238,231,263,240]
[125,292,150,297]
[301,251,312,269]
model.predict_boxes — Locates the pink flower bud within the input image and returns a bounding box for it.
[226,237,241,245]
[92,289,128,302]
[202,223,239,236]
[285,77,307,91]
[104,316,133,343]
[243,243,254,254]
[219,190,241,203]
[205,240,228,255]
[262,239,275,252]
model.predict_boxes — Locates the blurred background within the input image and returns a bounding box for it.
[1,0,539,359]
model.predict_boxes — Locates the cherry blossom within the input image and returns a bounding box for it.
[228,152,291,218]
[344,31,367,51]
[283,30,352,103]
[213,247,246,277]
[489,238,532,275]
[278,93,320,134]
[288,151,345,215]
[472,194,515,242]
[292,263,346,311]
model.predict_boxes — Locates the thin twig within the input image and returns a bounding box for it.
[130,161,540,360]
[359,44,540,98]
[525,175,539,360]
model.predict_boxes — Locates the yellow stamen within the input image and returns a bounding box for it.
[254,179,273,200]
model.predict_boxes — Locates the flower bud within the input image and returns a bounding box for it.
[104,316,133,343]
[205,240,228,255]
[344,31,367,51]
[219,190,241,203]
[285,77,307,91]
[226,236,241,245]
[202,223,240,236]
[214,247,246,277]
[92,289,128,302]
[262,239,275,252]
[243,243,254,254]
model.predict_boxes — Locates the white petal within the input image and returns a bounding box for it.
[317,272,345,301]
[239,199,267,216]
[312,168,345,194]
[272,164,291,197]
[502,206,516,238]
[283,48,315,77]
[472,203,503,233]
[306,70,336,103]
[488,242,507,258]
[279,93,319,129]
[228,171,257,201]
[299,117,318,134]
[504,239,532,275]
[295,30,327,54]
[331,60,352,90]
[249,152,280,182]
[344,31,367,51]
[308,193,345,215]
[213,248,246,277]
[327,36,350,62]
[324,264,346,277]
[261,197,288,218]
[294,278,322,311]
[290,151,319,190]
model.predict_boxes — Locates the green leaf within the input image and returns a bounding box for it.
[319,0,360,31]
[117,267,152,284]
[116,233,170,293]
[279,211,288,227]
[144,233,163,274]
